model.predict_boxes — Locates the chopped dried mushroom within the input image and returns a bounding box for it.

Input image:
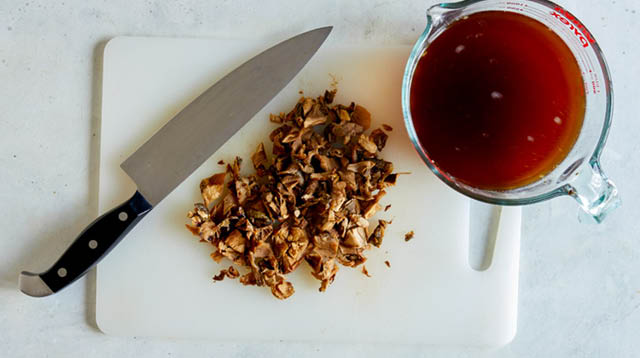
[186,90,400,299]
[213,266,240,282]
[368,220,390,248]
[405,231,415,242]
[200,173,226,207]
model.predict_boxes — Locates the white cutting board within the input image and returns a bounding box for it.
[97,36,521,347]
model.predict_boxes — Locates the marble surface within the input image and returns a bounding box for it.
[1,0,638,356]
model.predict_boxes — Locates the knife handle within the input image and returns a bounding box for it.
[19,191,152,297]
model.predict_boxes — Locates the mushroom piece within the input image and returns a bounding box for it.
[351,104,371,130]
[251,142,269,175]
[368,219,390,248]
[200,173,226,208]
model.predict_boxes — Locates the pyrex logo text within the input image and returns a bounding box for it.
[550,6,595,48]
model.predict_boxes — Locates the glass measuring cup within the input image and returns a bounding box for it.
[402,0,621,223]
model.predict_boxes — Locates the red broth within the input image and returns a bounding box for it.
[410,11,585,190]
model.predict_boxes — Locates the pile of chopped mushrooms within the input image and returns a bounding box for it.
[186,90,398,299]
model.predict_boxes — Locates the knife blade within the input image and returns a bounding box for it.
[19,26,332,297]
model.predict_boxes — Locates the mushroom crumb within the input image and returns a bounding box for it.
[361,265,371,277]
[382,124,393,132]
[212,266,240,282]
[186,90,398,299]
[384,260,391,268]
[404,231,415,242]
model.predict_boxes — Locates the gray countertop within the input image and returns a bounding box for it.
[1,0,639,356]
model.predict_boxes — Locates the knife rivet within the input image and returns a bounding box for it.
[88,240,98,249]
[57,268,67,278]
[118,212,128,221]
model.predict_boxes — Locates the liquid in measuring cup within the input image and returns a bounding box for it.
[410,11,586,190]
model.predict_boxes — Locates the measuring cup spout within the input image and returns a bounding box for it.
[564,160,620,223]
[426,2,466,33]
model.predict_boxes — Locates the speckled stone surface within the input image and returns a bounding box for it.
[1,0,638,357]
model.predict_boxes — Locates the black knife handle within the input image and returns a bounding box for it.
[33,191,152,294]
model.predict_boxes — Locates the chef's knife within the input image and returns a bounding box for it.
[19,26,332,297]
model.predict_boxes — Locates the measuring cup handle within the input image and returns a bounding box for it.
[565,160,621,223]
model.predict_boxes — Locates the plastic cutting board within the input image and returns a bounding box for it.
[97,36,521,347]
